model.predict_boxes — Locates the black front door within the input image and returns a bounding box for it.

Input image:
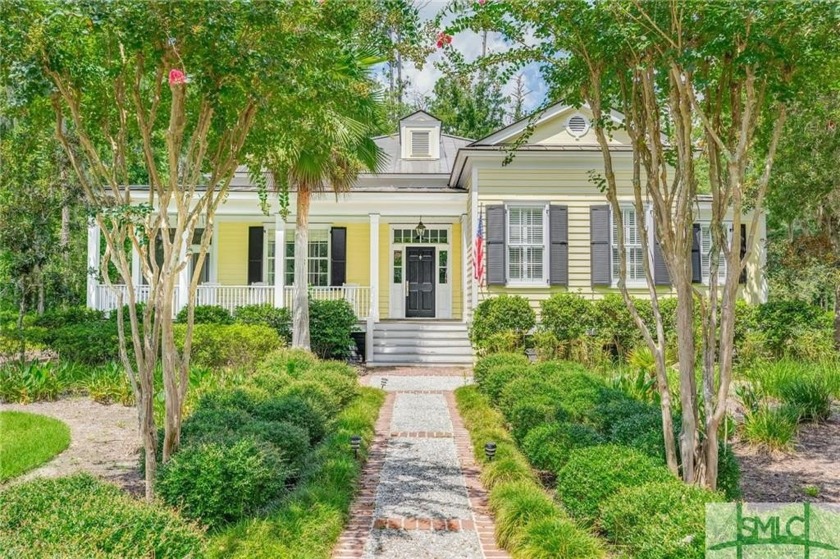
[406,247,435,318]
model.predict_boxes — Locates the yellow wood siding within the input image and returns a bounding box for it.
[451,221,463,320]
[336,222,369,286]
[216,222,249,285]
[378,222,390,319]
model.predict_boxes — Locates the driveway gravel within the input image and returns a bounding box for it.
[391,393,453,433]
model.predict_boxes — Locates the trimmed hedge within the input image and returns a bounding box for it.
[521,422,604,474]
[174,324,281,369]
[600,481,723,559]
[455,386,605,558]
[309,298,358,360]
[556,445,675,524]
[207,387,385,558]
[0,474,205,558]
[234,305,292,344]
[176,305,234,325]
[469,295,536,351]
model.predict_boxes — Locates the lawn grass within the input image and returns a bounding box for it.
[0,411,70,480]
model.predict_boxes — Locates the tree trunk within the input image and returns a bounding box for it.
[834,282,840,350]
[292,186,311,350]
[139,365,157,502]
[161,271,182,463]
[674,279,698,482]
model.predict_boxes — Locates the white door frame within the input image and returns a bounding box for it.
[388,223,453,319]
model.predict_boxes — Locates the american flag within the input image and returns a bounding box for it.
[474,211,485,285]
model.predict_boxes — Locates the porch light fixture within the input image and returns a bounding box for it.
[350,435,362,458]
[484,442,497,462]
[414,217,427,240]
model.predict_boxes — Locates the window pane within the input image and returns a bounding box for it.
[393,250,402,283]
[439,250,448,284]
[509,247,523,280]
[441,230,448,243]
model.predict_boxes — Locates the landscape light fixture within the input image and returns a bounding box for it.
[414,217,427,240]
[350,435,362,459]
[380,377,388,390]
[484,442,497,462]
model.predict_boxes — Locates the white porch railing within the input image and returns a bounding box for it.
[92,284,371,319]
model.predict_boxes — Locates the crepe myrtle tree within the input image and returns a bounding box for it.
[446,0,838,489]
[0,0,363,499]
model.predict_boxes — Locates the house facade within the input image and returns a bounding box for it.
[85,103,767,365]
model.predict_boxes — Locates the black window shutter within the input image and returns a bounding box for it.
[486,205,506,286]
[247,226,264,284]
[739,223,748,284]
[330,227,347,286]
[549,205,568,286]
[691,223,702,283]
[590,205,611,286]
[653,232,671,286]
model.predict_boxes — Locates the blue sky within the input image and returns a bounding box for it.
[378,1,548,119]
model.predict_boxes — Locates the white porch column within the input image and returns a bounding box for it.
[274,214,285,308]
[369,213,380,321]
[367,213,380,364]
[178,235,189,313]
[461,213,468,323]
[86,218,100,310]
[470,178,479,313]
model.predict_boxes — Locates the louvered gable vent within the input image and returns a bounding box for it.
[411,131,431,157]
[567,114,589,137]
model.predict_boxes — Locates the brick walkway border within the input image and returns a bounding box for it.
[332,392,395,559]
[446,391,512,559]
[373,516,475,531]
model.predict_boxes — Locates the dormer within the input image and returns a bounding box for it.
[400,110,441,160]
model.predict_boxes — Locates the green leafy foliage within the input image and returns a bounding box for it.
[540,292,595,342]
[234,305,292,344]
[741,405,799,451]
[600,481,723,559]
[469,295,536,351]
[176,305,234,325]
[521,421,605,474]
[0,474,205,558]
[158,437,291,529]
[49,322,120,365]
[308,299,357,360]
[175,324,281,370]
[473,352,529,386]
[556,445,675,524]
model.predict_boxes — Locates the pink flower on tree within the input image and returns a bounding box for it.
[478,0,487,5]
[435,32,453,49]
[169,69,186,85]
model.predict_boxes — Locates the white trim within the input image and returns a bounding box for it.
[177,236,189,312]
[369,214,380,322]
[86,219,100,309]
[610,204,648,289]
[504,202,550,286]
[460,213,468,323]
[273,216,285,308]
[470,167,479,312]
[388,222,454,319]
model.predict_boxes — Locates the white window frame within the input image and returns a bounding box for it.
[505,203,549,286]
[265,227,331,287]
[611,205,650,288]
[700,221,730,285]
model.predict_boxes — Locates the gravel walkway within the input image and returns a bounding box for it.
[333,369,509,559]
[0,398,142,494]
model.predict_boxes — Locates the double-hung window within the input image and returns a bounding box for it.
[700,223,728,284]
[266,229,330,287]
[507,206,546,283]
[612,207,645,285]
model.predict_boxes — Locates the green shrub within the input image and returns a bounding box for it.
[176,305,234,325]
[556,445,674,523]
[490,480,556,548]
[533,360,592,376]
[552,372,608,423]
[507,398,566,443]
[474,352,529,386]
[34,306,104,329]
[254,395,328,444]
[498,374,563,418]
[483,331,526,354]
[234,305,292,344]
[600,481,722,559]
[198,387,264,415]
[592,294,645,358]
[755,300,832,357]
[480,364,530,404]
[717,444,742,500]
[308,298,357,360]
[741,405,798,451]
[238,420,310,474]
[521,422,605,473]
[280,380,342,418]
[517,515,605,559]
[589,397,656,433]
[540,293,595,342]
[778,376,834,422]
[206,387,384,559]
[470,295,536,349]
[50,322,120,364]
[181,407,253,442]
[256,348,318,378]
[298,362,359,406]
[158,437,290,528]
[0,474,204,558]
[176,324,281,369]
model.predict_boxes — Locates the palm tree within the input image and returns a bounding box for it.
[269,50,386,350]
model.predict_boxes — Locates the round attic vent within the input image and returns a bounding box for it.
[567,114,589,137]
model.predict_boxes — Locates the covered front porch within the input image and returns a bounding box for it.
[86,190,469,355]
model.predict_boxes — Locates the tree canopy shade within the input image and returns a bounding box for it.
[446,0,840,490]
[0,0,386,499]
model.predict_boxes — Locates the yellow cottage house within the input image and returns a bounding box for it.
[85,103,767,365]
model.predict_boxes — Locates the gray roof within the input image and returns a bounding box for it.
[364,133,471,175]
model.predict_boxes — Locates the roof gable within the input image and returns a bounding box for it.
[472,102,631,147]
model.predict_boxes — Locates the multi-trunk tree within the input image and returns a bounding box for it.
[449,0,838,490]
[0,0,382,499]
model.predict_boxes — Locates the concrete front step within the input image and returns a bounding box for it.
[372,337,472,347]
[369,353,474,365]
[372,345,474,356]
[370,320,474,366]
